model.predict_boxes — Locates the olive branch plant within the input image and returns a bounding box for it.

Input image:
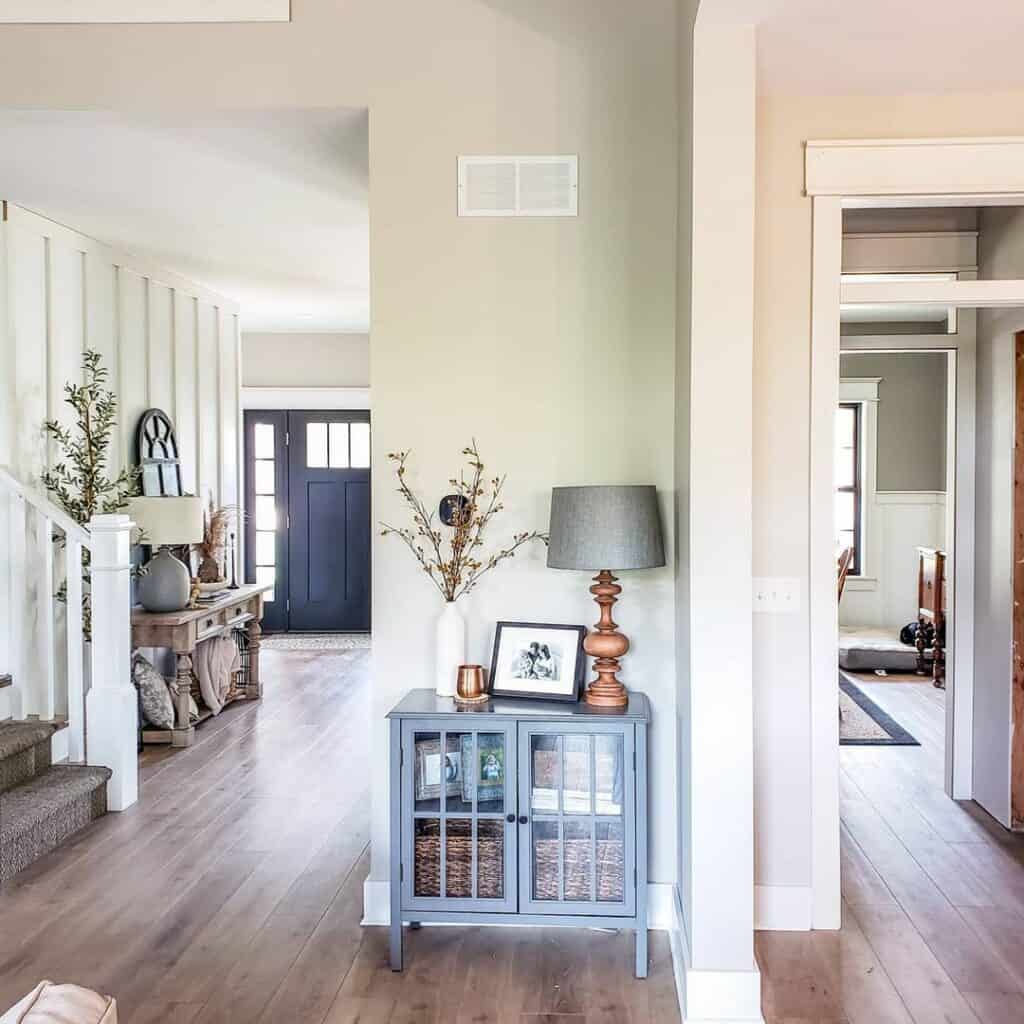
[41,349,140,639]
[380,440,547,602]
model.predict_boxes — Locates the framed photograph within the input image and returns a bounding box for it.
[414,738,462,802]
[460,734,505,804]
[489,621,587,702]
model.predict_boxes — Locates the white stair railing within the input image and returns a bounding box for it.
[0,466,137,811]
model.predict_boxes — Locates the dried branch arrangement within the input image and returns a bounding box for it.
[195,499,243,582]
[380,440,547,602]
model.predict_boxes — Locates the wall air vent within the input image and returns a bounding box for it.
[457,156,578,217]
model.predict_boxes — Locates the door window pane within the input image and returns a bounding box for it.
[531,735,561,812]
[477,819,504,899]
[563,819,593,900]
[306,422,328,468]
[254,495,276,531]
[476,733,505,814]
[253,460,274,495]
[414,818,441,897]
[532,819,559,901]
[595,821,625,902]
[351,422,370,468]
[835,491,855,534]
[255,565,275,602]
[329,423,350,468]
[595,734,623,816]
[563,734,592,814]
[255,531,275,566]
[253,422,275,459]
[445,818,473,898]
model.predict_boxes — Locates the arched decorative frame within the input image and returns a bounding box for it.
[136,407,183,497]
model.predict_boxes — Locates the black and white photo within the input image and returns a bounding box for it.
[489,622,586,702]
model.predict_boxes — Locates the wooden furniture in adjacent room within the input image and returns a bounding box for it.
[131,583,271,746]
[387,689,650,977]
[915,546,946,688]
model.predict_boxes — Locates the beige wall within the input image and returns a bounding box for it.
[241,332,369,388]
[754,91,1024,893]
[839,351,947,492]
[0,0,683,886]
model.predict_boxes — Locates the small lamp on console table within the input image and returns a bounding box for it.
[547,485,665,709]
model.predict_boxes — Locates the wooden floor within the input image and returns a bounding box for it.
[759,677,1024,1024]
[0,646,677,1023]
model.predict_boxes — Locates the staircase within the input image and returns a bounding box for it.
[0,718,111,883]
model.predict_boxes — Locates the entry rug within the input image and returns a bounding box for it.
[839,673,919,746]
[261,633,371,652]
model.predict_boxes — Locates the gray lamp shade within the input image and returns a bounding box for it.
[547,485,665,571]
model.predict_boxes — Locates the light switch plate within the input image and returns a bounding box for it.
[753,577,801,614]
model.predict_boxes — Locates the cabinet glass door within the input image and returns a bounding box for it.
[401,721,517,913]
[518,723,635,917]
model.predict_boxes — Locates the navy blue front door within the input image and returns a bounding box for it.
[286,411,371,632]
[244,409,370,633]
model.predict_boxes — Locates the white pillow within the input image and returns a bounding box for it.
[0,981,117,1023]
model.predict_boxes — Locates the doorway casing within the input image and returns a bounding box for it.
[806,136,1024,929]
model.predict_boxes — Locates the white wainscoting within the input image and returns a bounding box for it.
[0,203,242,704]
[840,491,946,630]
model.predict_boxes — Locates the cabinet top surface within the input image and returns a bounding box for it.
[130,583,270,625]
[387,689,650,722]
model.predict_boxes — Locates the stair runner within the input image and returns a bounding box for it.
[0,720,110,883]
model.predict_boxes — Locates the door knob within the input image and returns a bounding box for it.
[506,813,516,823]
[518,815,528,825]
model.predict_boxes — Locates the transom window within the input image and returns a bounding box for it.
[835,403,862,575]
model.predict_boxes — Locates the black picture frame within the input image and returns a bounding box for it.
[489,621,587,702]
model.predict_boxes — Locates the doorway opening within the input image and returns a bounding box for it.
[243,408,371,634]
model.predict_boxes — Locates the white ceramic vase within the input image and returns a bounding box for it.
[435,600,466,697]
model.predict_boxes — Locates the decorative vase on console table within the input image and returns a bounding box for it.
[128,496,205,612]
[379,441,547,699]
[435,601,466,697]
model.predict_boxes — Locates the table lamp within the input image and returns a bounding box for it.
[547,485,665,708]
[128,496,205,612]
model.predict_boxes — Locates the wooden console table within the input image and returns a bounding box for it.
[131,583,271,747]
[916,547,946,689]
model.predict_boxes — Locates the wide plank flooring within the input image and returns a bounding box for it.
[758,677,1024,1024]
[0,645,676,1023]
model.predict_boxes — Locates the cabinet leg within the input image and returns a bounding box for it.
[409,921,421,930]
[390,919,403,972]
[247,620,263,698]
[635,926,648,979]
[171,652,195,747]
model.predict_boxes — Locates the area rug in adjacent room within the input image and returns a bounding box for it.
[261,633,371,652]
[838,673,919,746]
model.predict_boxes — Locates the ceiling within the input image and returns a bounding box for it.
[0,109,369,333]
[702,1,1024,95]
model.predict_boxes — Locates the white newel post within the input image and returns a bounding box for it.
[85,513,137,811]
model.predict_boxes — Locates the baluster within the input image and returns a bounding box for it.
[8,494,26,719]
[35,512,56,723]
[65,537,85,763]
[85,513,137,811]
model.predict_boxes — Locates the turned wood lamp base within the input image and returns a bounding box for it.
[582,570,630,709]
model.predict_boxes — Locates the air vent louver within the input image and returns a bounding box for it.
[457,156,578,217]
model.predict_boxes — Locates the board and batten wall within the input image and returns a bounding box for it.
[0,202,242,719]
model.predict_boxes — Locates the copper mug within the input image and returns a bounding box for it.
[455,664,487,703]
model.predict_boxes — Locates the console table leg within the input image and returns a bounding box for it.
[171,652,195,748]
[247,619,263,698]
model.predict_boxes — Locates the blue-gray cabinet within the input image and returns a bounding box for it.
[387,689,650,977]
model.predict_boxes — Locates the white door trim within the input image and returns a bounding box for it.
[806,134,1024,930]
[242,386,371,411]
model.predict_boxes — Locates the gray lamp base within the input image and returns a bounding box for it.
[137,546,191,612]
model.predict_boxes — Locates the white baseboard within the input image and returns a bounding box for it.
[754,884,813,931]
[362,879,677,929]
[669,887,764,1024]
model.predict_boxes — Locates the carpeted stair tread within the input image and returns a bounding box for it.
[1,765,111,839]
[0,721,59,762]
